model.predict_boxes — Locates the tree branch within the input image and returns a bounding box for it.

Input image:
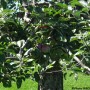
[5,57,19,60]
[69,50,90,72]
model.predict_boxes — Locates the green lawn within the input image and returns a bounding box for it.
[0,71,90,90]
[64,71,90,90]
[0,79,38,90]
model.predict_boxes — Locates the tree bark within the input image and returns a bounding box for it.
[38,69,63,90]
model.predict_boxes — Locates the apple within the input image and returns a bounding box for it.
[37,44,50,53]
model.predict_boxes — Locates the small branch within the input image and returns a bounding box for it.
[22,0,31,23]
[22,0,28,7]
[45,70,62,74]
[5,57,19,60]
[69,50,90,72]
[35,2,49,6]
[18,38,29,58]
[22,38,29,49]
[23,11,31,23]
[24,48,33,56]
[23,18,35,31]
[22,1,49,7]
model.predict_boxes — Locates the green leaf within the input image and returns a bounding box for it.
[0,52,5,62]
[56,3,67,9]
[16,77,22,89]
[70,36,78,42]
[27,59,34,62]
[70,0,81,7]
[8,0,13,3]
[34,72,40,82]
[74,11,81,18]
[25,73,30,78]
[74,50,84,56]
[35,7,42,13]
[17,40,25,48]
[2,79,11,87]
[1,0,7,9]
[63,72,67,80]
[82,7,89,12]
[46,61,56,70]
[72,67,82,72]
[27,5,34,12]
[83,27,90,31]
[20,0,22,4]
[69,72,74,77]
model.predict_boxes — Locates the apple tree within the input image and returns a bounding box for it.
[0,0,90,90]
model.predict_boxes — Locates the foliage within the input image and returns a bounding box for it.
[0,0,90,88]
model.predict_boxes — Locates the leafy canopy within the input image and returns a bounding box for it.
[0,0,90,88]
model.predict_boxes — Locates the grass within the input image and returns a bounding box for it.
[0,71,90,90]
[64,71,90,90]
[0,79,38,90]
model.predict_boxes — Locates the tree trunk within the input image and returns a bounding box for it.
[38,69,63,90]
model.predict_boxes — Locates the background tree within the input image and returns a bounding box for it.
[0,0,90,90]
